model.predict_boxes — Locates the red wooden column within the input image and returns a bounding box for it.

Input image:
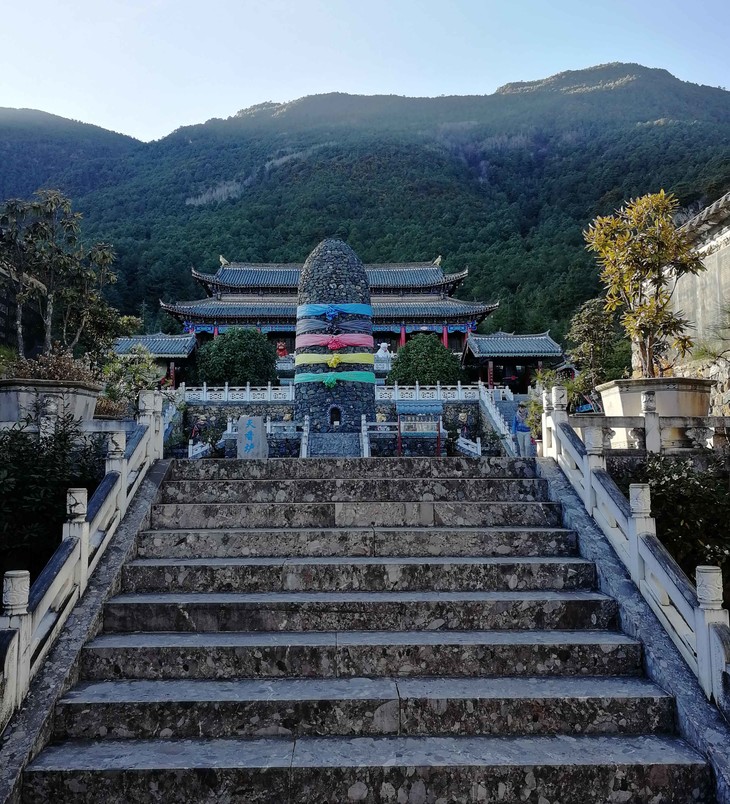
[213,324,219,338]
[442,325,449,348]
[399,325,406,348]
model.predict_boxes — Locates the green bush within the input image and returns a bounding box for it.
[0,417,105,581]
[196,329,277,386]
[616,455,730,603]
[386,334,463,385]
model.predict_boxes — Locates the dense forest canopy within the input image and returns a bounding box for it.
[1,63,729,341]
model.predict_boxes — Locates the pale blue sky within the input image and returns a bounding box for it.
[2,0,728,142]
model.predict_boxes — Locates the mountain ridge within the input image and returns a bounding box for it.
[1,62,729,339]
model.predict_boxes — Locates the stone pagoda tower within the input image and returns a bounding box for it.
[294,240,376,433]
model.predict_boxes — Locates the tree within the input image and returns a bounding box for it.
[566,297,631,394]
[196,328,277,386]
[0,190,116,357]
[584,191,705,378]
[386,334,463,385]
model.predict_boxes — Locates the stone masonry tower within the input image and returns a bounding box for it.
[294,240,376,433]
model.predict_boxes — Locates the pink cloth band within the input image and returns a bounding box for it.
[295,333,374,350]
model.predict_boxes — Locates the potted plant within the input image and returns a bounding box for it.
[0,349,102,421]
[585,191,713,431]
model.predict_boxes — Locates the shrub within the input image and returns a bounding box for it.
[615,455,730,603]
[8,348,100,384]
[197,329,277,386]
[0,416,105,581]
[386,334,463,385]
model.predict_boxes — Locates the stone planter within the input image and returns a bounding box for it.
[0,379,102,422]
[596,377,715,448]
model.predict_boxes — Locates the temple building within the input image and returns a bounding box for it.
[160,256,498,354]
[462,331,563,392]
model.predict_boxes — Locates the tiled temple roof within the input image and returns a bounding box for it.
[192,263,468,292]
[680,189,730,245]
[114,333,197,358]
[160,296,497,323]
[465,331,563,359]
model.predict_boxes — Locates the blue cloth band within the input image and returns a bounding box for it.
[297,303,372,320]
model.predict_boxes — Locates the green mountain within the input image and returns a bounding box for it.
[2,63,729,339]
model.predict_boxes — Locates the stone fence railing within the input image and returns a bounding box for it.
[181,382,513,404]
[0,391,170,733]
[543,386,730,714]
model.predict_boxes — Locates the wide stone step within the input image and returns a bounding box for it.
[80,630,642,680]
[122,556,596,593]
[23,734,710,803]
[148,500,563,530]
[103,590,616,633]
[54,676,674,740]
[136,526,579,559]
[158,477,549,504]
[168,456,539,481]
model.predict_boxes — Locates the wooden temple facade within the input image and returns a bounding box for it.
[160,258,498,354]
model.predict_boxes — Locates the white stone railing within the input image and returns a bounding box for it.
[543,385,730,705]
[478,384,516,456]
[300,415,310,458]
[181,383,502,404]
[0,391,168,733]
[457,435,482,457]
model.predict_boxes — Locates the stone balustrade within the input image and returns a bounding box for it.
[543,385,730,715]
[0,391,172,734]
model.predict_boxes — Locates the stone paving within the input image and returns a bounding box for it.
[20,457,714,802]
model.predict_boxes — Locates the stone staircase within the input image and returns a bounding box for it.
[22,457,711,802]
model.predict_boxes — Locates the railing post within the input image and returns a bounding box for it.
[246,382,251,402]
[582,426,605,514]
[180,382,186,402]
[550,386,568,459]
[224,382,229,402]
[627,484,651,584]
[437,381,442,400]
[2,570,31,707]
[64,488,90,593]
[542,389,554,458]
[138,391,162,461]
[202,382,208,402]
[415,381,420,400]
[267,382,272,402]
[106,431,128,516]
[394,382,399,402]
[695,566,729,698]
[188,439,195,458]
[266,416,271,436]
[642,391,661,453]
[457,380,461,400]
[476,436,482,457]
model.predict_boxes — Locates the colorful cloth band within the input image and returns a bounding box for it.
[296,303,372,320]
[295,353,374,368]
[295,333,374,350]
[294,371,376,387]
[296,318,373,335]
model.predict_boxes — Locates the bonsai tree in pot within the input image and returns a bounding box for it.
[585,191,712,437]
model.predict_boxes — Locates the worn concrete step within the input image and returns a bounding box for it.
[80,630,642,680]
[23,734,711,803]
[148,500,563,530]
[158,477,550,505]
[103,590,616,633]
[54,676,674,741]
[168,456,539,481]
[136,525,579,560]
[122,556,596,594]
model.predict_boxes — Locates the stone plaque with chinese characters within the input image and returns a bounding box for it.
[236,416,268,459]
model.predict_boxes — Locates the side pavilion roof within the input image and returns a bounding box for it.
[113,333,197,359]
[465,331,563,359]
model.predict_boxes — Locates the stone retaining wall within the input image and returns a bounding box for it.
[672,358,730,415]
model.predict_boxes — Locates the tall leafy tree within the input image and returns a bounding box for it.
[386,334,463,385]
[0,190,117,356]
[196,328,277,386]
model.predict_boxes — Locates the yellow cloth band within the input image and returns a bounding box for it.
[295,353,374,368]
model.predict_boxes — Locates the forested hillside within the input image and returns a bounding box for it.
[2,63,729,339]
